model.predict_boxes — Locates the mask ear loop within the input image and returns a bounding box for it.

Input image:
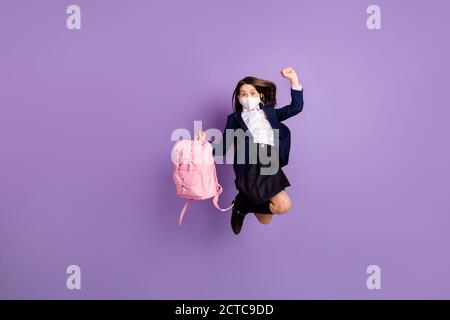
[259,93,265,107]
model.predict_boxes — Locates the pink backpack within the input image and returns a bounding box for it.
[171,138,233,225]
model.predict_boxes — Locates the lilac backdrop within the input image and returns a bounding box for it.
[1,0,449,299]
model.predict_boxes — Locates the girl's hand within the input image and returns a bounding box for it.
[280,67,300,86]
[196,130,206,140]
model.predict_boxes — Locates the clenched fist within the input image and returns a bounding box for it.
[280,67,300,86]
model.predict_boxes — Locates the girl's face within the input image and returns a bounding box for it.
[238,84,260,98]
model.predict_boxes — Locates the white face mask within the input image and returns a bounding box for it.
[239,96,261,111]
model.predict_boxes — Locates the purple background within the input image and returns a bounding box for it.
[1,0,449,299]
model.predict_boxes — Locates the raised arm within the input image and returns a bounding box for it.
[275,67,304,122]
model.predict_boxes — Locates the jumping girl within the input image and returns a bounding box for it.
[198,67,304,235]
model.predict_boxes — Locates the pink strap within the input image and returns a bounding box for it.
[213,184,234,212]
[178,199,193,226]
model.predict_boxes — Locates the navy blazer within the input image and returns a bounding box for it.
[212,88,304,178]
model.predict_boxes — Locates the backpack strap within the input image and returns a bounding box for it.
[212,184,234,212]
[179,186,233,226]
[178,199,193,226]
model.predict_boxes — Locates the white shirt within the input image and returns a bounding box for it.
[241,83,303,147]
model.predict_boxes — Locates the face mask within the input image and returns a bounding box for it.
[239,96,261,111]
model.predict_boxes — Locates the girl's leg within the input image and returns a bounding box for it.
[254,190,292,224]
[268,190,292,214]
[254,213,272,224]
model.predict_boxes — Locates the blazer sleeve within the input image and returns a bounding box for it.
[275,88,304,122]
[211,115,235,157]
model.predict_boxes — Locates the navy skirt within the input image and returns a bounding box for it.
[234,143,291,204]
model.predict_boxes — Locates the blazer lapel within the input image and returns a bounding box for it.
[262,106,280,130]
[233,111,249,132]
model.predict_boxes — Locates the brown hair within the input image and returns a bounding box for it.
[231,76,277,112]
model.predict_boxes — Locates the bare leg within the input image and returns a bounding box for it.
[254,213,272,224]
[268,190,292,215]
[254,190,292,224]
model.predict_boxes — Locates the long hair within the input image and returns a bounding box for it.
[232,76,277,112]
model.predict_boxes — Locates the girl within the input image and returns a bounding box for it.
[198,67,304,235]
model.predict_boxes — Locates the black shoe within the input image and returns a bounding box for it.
[231,205,246,235]
[230,193,251,235]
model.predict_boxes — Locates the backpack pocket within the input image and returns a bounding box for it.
[173,170,205,198]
